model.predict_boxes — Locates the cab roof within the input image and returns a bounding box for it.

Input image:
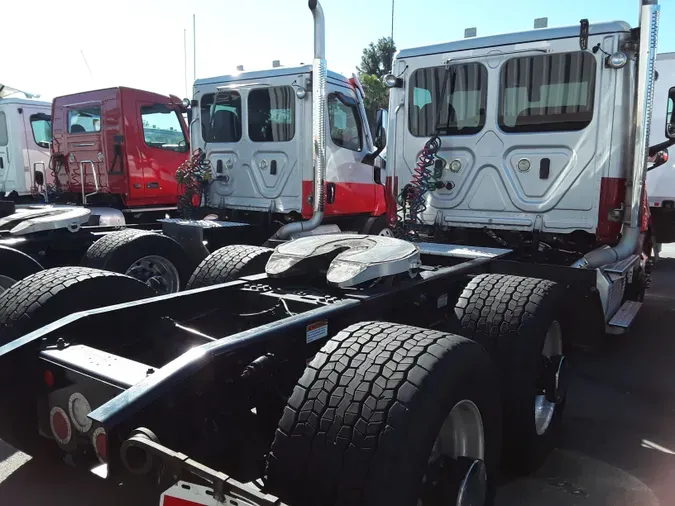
[0,97,50,108]
[52,86,179,105]
[397,20,632,59]
[194,65,350,87]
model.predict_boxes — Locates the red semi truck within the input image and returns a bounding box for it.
[49,86,190,221]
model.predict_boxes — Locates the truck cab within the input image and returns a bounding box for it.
[385,21,672,256]
[647,53,675,246]
[191,66,387,233]
[0,85,52,201]
[51,87,189,211]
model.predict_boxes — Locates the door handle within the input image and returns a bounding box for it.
[0,158,3,169]
[327,182,336,204]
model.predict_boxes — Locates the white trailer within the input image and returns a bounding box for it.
[0,84,52,200]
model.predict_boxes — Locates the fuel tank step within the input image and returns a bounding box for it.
[608,300,643,331]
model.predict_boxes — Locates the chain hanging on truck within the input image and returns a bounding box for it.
[175,148,213,218]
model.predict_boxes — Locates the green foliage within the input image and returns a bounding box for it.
[357,37,396,79]
[359,74,389,127]
[357,37,396,127]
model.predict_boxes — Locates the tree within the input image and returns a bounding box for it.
[359,74,389,128]
[357,37,396,79]
[357,37,396,128]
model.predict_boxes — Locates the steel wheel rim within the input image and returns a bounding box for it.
[535,320,563,436]
[420,399,486,505]
[0,274,17,295]
[377,227,393,237]
[125,255,180,294]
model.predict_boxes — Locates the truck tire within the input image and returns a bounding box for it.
[186,245,273,290]
[0,246,43,294]
[454,274,568,474]
[82,229,190,294]
[0,266,155,345]
[266,321,501,506]
[361,215,393,236]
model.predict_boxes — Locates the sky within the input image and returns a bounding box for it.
[3,0,675,102]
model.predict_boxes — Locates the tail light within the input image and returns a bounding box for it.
[68,393,92,433]
[92,427,107,463]
[49,407,72,445]
[43,370,55,388]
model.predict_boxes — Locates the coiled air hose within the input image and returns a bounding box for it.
[397,136,441,239]
[176,148,212,218]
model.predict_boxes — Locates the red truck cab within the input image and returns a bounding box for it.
[51,87,189,209]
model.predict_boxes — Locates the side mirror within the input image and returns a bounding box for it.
[666,87,675,139]
[374,108,388,150]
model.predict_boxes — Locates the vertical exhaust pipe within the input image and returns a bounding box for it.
[274,0,327,240]
[574,0,660,268]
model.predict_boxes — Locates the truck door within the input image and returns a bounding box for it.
[21,107,51,192]
[324,81,378,218]
[136,101,188,206]
[0,111,8,191]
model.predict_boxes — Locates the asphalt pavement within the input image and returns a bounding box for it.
[2,247,675,505]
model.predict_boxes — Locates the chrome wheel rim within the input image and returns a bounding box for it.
[535,320,564,436]
[0,274,17,295]
[125,255,180,294]
[420,399,487,505]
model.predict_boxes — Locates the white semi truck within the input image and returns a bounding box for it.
[0,84,52,201]
[0,2,669,506]
[647,52,675,257]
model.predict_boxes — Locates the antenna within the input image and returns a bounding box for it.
[193,14,197,81]
[81,50,94,84]
[184,28,188,97]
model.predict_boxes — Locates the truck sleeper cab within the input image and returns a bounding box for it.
[51,87,189,212]
[387,22,639,247]
[191,66,387,235]
[385,16,668,331]
[0,86,52,201]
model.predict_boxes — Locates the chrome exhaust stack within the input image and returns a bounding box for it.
[574,0,660,268]
[274,0,327,240]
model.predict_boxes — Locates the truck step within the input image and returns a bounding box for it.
[608,300,642,329]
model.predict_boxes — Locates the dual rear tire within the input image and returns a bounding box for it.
[266,321,501,506]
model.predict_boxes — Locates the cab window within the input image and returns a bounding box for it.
[248,86,295,142]
[667,89,675,138]
[141,104,187,152]
[0,112,7,147]
[499,51,596,133]
[68,107,101,134]
[201,92,242,143]
[328,92,363,152]
[409,63,487,137]
[30,114,52,148]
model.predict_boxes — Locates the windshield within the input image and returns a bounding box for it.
[30,114,52,148]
